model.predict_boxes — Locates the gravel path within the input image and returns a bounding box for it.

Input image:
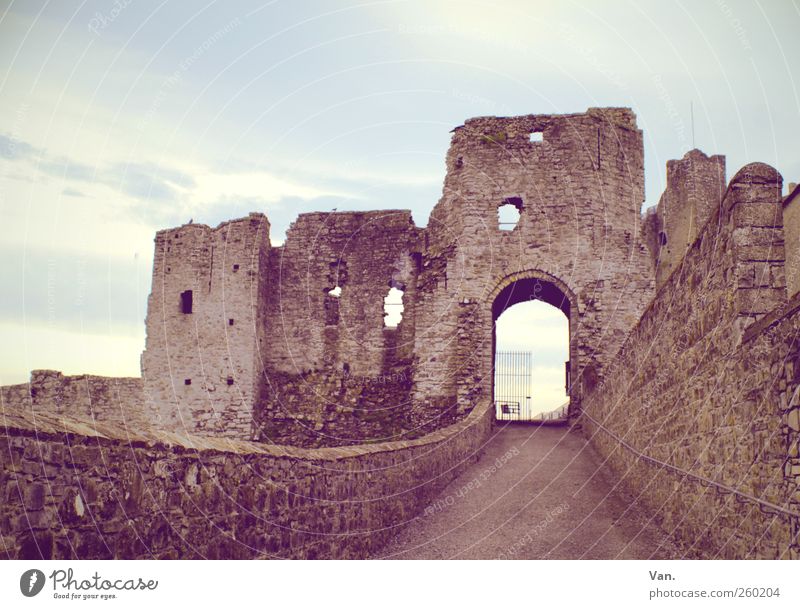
[378,423,681,559]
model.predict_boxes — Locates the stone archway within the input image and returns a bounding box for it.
[487,270,580,418]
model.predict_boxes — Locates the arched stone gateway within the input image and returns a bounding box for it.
[488,270,578,418]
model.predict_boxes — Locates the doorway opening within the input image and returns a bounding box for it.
[492,277,571,421]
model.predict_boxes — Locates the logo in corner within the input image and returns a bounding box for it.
[20,569,46,597]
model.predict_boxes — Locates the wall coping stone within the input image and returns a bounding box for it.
[0,398,494,461]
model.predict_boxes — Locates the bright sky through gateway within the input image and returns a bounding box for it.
[0,0,798,383]
[495,301,570,416]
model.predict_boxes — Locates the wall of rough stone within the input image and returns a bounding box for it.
[254,211,423,446]
[0,396,493,559]
[253,368,414,447]
[412,108,655,426]
[0,371,148,430]
[141,213,271,439]
[582,162,798,559]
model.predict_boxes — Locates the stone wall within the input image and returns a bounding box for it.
[263,210,422,376]
[253,367,414,447]
[582,162,799,559]
[0,371,147,430]
[0,396,494,559]
[254,211,423,446]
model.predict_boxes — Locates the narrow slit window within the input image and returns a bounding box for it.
[325,286,341,325]
[180,290,193,314]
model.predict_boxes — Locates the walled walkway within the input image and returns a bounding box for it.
[378,423,682,559]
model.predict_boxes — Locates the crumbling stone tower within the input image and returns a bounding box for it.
[412,108,654,422]
[643,149,727,288]
[141,214,271,437]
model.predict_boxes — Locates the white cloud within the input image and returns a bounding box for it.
[189,169,349,207]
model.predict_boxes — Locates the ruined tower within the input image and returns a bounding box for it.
[141,213,271,438]
[646,149,727,288]
[412,108,655,422]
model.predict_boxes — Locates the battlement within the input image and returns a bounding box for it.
[456,106,638,132]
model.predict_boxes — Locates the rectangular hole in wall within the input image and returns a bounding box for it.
[529,131,543,143]
[233,264,240,272]
[229,319,234,326]
[184,379,191,385]
[180,290,193,314]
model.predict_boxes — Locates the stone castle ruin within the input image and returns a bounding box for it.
[1,108,798,560]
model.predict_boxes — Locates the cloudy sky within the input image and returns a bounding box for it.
[0,1,798,400]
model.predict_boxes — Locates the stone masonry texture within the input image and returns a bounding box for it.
[582,163,798,559]
[0,394,493,559]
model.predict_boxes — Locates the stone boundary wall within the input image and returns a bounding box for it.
[0,395,494,559]
[0,371,148,431]
[582,163,799,559]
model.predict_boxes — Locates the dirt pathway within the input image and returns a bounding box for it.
[378,423,681,559]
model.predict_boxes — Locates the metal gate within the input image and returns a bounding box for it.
[494,350,533,421]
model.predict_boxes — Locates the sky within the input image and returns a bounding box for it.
[0,0,798,386]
